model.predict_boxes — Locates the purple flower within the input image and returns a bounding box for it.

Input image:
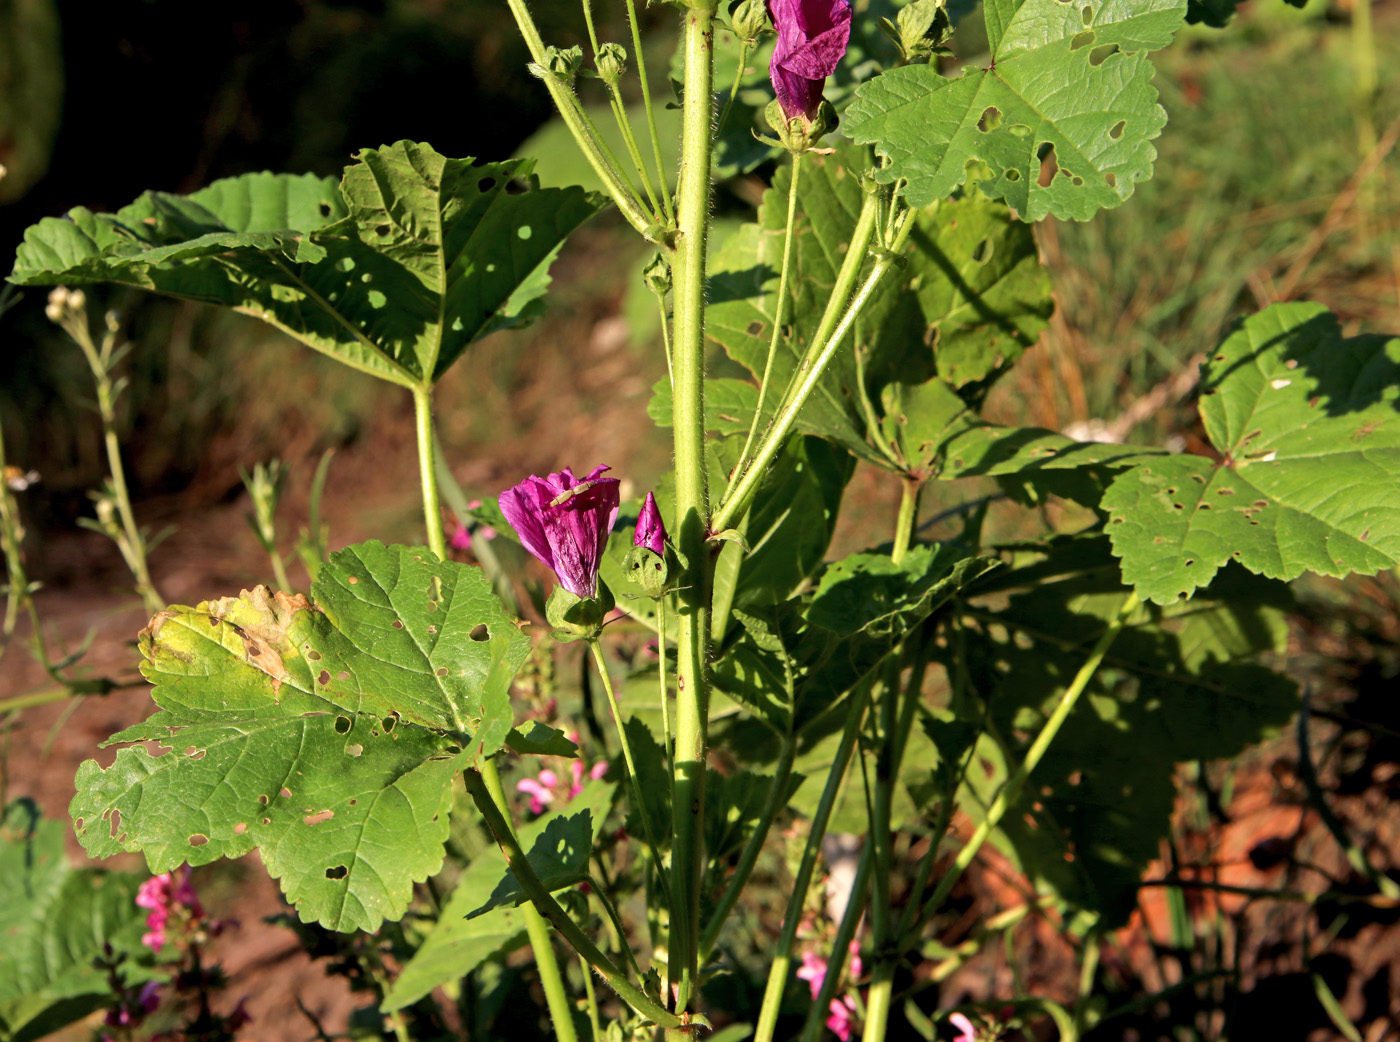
[634,492,667,556]
[767,0,852,122]
[499,465,621,599]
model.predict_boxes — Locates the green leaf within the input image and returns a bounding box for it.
[622,716,673,850]
[706,144,1051,467]
[10,143,604,387]
[70,542,532,933]
[0,801,148,1042]
[467,780,616,917]
[506,722,579,758]
[845,0,1188,220]
[384,780,614,1011]
[958,557,1295,925]
[1103,303,1400,604]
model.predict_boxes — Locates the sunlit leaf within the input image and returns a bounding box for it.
[845,0,1187,220]
[1103,303,1400,604]
[10,143,604,387]
[70,542,531,933]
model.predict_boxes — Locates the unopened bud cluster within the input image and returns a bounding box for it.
[879,0,951,64]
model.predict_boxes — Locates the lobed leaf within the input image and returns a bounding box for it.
[1103,303,1400,604]
[70,542,532,933]
[845,0,1188,220]
[9,143,604,387]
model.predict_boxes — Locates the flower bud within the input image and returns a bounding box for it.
[529,45,584,84]
[731,0,771,43]
[642,253,671,297]
[764,98,839,153]
[595,43,628,88]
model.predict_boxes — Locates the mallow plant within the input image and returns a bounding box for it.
[6,0,1400,1037]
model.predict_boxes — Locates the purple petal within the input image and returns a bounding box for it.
[500,464,620,599]
[634,491,667,555]
[767,0,851,120]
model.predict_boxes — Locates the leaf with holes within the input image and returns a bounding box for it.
[0,801,149,1042]
[845,0,1187,220]
[1103,303,1400,604]
[705,142,1051,468]
[9,142,604,387]
[69,541,531,933]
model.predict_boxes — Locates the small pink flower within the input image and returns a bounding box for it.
[848,939,863,981]
[135,868,202,952]
[950,1012,977,1042]
[138,981,163,1014]
[826,995,857,1041]
[796,951,827,998]
[518,758,608,814]
[450,523,473,551]
[517,775,557,814]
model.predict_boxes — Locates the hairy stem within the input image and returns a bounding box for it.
[503,0,666,243]
[668,2,717,1010]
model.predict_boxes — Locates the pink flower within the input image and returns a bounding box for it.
[796,950,827,998]
[950,1012,977,1042]
[136,868,203,952]
[767,0,852,122]
[499,465,620,599]
[826,995,858,1041]
[848,939,863,981]
[450,523,473,551]
[517,758,609,814]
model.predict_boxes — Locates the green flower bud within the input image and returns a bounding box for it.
[642,253,671,297]
[731,0,771,42]
[545,581,615,642]
[595,43,628,88]
[529,45,584,84]
[621,545,673,598]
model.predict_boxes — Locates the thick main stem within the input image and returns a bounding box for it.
[668,3,717,1012]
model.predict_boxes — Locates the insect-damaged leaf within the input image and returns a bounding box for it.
[845,0,1187,221]
[70,542,531,933]
[10,142,603,387]
[1103,303,1400,604]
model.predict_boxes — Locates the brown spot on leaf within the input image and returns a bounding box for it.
[304,810,335,826]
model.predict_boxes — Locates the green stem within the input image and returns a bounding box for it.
[914,591,1140,929]
[753,684,870,1042]
[716,40,753,136]
[714,207,916,533]
[734,151,803,481]
[668,3,718,1010]
[609,88,666,221]
[587,639,673,911]
[411,386,447,561]
[698,731,797,959]
[890,478,921,565]
[799,843,873,1042]
[622,0,675,225]
[476,761,585,1036]
[468,766,682,1028]
[503,0,666,243]
[581,956,602,1042]
[69,320,162,614]
[0,418,29,636]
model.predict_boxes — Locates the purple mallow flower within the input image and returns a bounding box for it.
[768,0,852,122]
[499,465,621,600]
[634,492,667,556]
